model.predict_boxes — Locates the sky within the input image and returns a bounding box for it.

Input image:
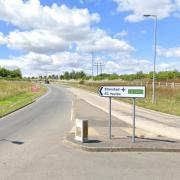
[0,0,180,76]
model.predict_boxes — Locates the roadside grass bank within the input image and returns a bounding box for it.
[56,80,180,116]
[0,80,47,117]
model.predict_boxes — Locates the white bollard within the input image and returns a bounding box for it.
[75,119,88,142]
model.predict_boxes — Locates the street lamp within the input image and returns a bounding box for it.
[144,14,157,104]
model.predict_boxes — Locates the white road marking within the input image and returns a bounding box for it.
[70,101,74,121]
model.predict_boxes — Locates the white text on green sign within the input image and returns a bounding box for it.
[99,86,145,98]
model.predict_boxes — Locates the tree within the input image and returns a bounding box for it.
[136,71,146,79]
[0,67,22,78]
[64,71,70,80]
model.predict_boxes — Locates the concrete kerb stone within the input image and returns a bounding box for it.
[63,133,180,153]
[0,100,36,119]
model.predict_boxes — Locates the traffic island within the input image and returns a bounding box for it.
[64,132,180,152]
[65,97,180,152]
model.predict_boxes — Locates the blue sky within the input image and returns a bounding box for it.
[0,0,179,76]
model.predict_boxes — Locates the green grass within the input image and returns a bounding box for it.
[0,80,47,117]
[57,80,180,116]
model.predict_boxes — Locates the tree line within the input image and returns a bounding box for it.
[59,70,180,81]
[2,67,178,81]
[0,67,22,79]
[59,71,87,80]
[119,71,180,81]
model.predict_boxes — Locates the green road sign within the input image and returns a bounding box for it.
[128,89,144,94]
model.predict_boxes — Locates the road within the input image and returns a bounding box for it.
[0,85,180,180]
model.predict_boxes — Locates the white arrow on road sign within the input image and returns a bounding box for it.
[98,86,145,98]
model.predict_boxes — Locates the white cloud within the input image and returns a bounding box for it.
[0,0,134,55]
[157,46,180,57]
[0,52,92,76]
[0,51,147,76]
[1,50,179,76]
[157,62,180,71]
[104,55,152,74]
[114,30,128,38]
[77,32,134,53]
[0,0,100,30]
[113,0,178,22]
[0,0,101,53]
[2,0,175,76]
[7,30,69,53]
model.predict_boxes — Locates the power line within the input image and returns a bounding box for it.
[93,62,105,76]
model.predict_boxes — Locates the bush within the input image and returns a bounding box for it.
[79,80,85,85]
[0,67,22,78]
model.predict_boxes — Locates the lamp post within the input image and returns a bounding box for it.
[144,14,157,104]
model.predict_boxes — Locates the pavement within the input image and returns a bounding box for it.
[0,84,180,180]
[64,97,180,152]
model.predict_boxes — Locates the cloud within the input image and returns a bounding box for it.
[113,0,178,22]
[0,0,134,55]
[7,30,69,53]
[157,62,180,71]
[0,0,101,53]
[1,50,179,76]
[0,0,100,30]
[0,51,148,76]
[114,30,128,38]
[77,29,134,53]
[157,46,180,57]
[0,52,92,76]
[2,0,175,76]
[104,54,152,74]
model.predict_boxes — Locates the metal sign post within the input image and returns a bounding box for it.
[98,86,145,143]
[132,98,136,143]
[109,97,112,140]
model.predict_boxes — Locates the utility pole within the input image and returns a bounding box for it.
[91,52,94,77]
[99,62,104,74]
[93,63,99,76]
[93,62,104,76]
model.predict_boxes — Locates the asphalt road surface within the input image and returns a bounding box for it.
[0,85,180,180]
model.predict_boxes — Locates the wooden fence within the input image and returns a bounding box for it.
[125,81,180,89]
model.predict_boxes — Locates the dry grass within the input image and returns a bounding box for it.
[0,80,33,100]
[0,80,47,117]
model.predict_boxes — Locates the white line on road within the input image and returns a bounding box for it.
[70,101,74,121]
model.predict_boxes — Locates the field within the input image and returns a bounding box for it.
[58,80,180,116]
[0,80,47,117]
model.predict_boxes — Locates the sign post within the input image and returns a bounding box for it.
[98,86,145,143]
[132,97,136,143]
[109,97,112,139]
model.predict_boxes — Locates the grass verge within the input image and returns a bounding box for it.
[0,80,47,117]
[56,80,180,116]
